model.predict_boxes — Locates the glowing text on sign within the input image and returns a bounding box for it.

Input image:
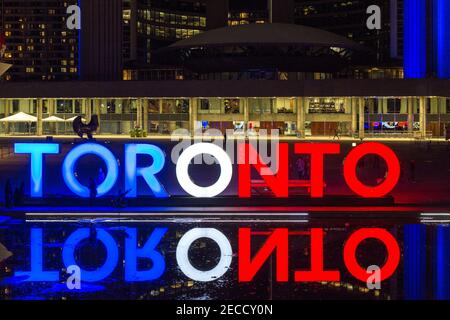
[15,227,401,284]
[14,142,400,199]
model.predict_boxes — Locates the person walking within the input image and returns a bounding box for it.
[296,156,306,179]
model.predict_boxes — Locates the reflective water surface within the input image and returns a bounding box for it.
[0,213,448,300]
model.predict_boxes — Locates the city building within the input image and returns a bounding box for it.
[294,0,399,65]
[122,0,207,80]
[0,0,79,81]
[79,0,123,81]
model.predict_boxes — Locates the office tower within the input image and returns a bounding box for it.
[0,0,79,81]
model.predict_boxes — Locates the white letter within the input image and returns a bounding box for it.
[366,265,381,289]
[67,5,81,30]
[176,228,232,282]
[366,5,381,30]
[67,265,81,290]
[176,143,232,197]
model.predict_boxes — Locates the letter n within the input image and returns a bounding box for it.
[238,228,289,282]
[238,143,288,198]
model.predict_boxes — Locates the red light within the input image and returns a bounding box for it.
[294,143,341,198]
[295,228,340,282]
[343,142,400,198]
[238,143,289,198]
[343,228,400,282]
[238,228,289,282]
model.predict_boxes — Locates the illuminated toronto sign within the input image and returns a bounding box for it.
[15,227,401,284]
[13,142,401,199]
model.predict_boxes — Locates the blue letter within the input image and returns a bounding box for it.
[62,143,118,197]
[125,144,168,198]
[14,143,59,197]
[15,228,59,281]
[62,228,119,282]
[125,228,167,282]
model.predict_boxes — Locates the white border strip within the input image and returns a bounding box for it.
[26,219,309,224]
[26,212,309,217]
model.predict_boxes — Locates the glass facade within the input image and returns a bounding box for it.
[1,96,449,138]
[0,0,79,81]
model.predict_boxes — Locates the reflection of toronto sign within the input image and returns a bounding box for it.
[13,142,400,198]
[16,227,399,284]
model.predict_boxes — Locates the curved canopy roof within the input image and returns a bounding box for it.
[165,23,364,51]
[157,23,367,73]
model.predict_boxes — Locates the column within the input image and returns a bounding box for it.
[36,98,43,136]
[94,99,101,132]
[408,97,414,134]
[351,97,357,136]
[136,98,143,128]
[296,97,305,138]
[48,99,55,115]
[419,96,426,138]
[243,98,249,130]
[430,97,438,115]
[400,97,408,114]
[5,99,11,134]
[358,97,365,139]
[143,99,149,134]
[48,99,56,135]
[189,98,198,137]
[158,99,163,114]
[85,98,92,122]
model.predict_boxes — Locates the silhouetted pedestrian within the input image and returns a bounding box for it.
[296,157,306,179]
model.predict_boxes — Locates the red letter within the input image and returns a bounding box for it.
[238,228,289,282]
[238,143,288,198]
[294,143,340,197]
[344,228,400,282]
[343,142,400,198]
[295,228,340,282]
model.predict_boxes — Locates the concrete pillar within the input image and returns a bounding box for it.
[408,97,414,134]
[136,98,143,128]
[158,99,163,114]
[430,97,438,115]
[242,98,249,134]
[36,98,43,136]
[143,99,149,133]
[400,97,408,114]
[297,97,305,138]
[189,98,198,137]
[85,98,92,122]
[439,97,447,114]
[358,97,365,139]
[5,99,11,134]
[94,99,101,132]
[378,98,388,114]
[351,98,358,136]
[419,96,426,138]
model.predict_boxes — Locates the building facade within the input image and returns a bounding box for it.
[0,0,79,81]
[0,79,449,139]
